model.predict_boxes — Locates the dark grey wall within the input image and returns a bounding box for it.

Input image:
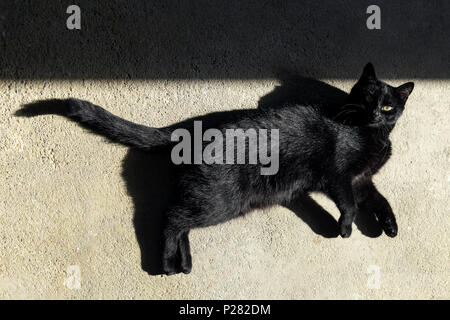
[0,0,448,79]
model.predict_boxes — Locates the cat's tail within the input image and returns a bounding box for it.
[15,98,172,150]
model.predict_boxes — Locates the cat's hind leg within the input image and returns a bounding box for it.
[178,231,192,274]
[162,223,181,275]
[162,207,185,275]
[162,196,239,275]
[162,206,194,275]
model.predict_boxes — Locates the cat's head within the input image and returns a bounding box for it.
[345,63,414,127]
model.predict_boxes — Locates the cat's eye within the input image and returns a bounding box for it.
[382,106,393,112]
[365,95,373,103]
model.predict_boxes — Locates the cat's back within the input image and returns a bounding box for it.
[266,104,337,151]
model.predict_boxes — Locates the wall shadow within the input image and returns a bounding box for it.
[1,0,449,79]
[121,72,382,275]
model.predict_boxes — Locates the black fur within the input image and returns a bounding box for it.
[16,63,414,275]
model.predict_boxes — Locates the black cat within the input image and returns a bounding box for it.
[16,63,413,275]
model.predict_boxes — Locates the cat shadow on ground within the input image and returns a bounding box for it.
[122,71,382,275]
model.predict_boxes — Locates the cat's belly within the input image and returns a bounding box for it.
[244,179,310,212]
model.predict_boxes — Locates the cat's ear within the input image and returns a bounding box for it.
[360,62,377,81]
[397,82,414,103]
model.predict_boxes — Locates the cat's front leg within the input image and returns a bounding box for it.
[327,180,359,238]
[368,185,398,237]
[353,180,398,237]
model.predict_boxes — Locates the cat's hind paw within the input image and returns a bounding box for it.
[162,257,178,276]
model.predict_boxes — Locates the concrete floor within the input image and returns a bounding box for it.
[0,77,449,299]
[0,0,449,300]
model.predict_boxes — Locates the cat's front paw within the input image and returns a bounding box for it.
[339,222,352,238]
[380,217,398,238]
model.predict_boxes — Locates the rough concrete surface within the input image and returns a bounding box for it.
[0,0,449,300]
